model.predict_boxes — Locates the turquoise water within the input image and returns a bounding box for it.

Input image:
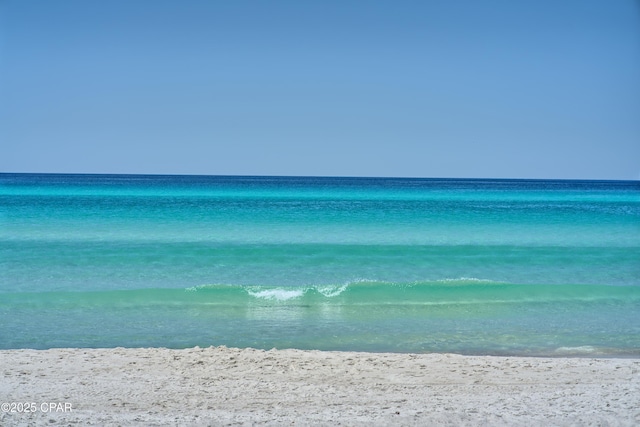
[1,174,639,356]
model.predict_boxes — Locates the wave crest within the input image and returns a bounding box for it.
[246,288,305,301]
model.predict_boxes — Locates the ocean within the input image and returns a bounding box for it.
[1,173,639,356]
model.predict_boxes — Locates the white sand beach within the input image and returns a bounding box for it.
[1,346,639,426]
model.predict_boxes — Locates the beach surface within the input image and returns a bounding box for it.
[1,347,639,426]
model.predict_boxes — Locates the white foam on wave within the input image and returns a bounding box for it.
[247,288,305,301]
[315,283,349,297]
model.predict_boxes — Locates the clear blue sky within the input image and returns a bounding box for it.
[1,0,639,179]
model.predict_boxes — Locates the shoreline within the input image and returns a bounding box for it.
[1,347,639,426]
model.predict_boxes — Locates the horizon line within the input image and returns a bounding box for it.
[1,171,638,183]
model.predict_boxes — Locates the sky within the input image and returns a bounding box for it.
[1,0,639,180]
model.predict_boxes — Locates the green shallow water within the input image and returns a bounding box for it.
[3,241,639,292]
[1,174,639,355]
[1,282,639,356]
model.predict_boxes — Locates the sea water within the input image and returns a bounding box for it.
[1,174,639,356]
